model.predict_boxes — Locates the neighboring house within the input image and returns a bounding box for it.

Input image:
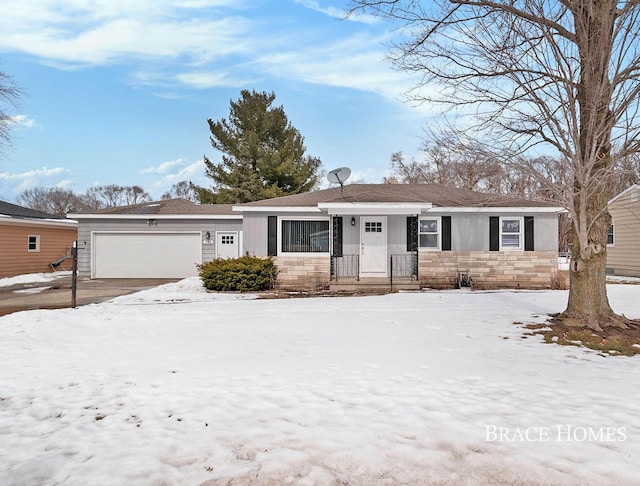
[68,199,242,278]
[0,201,78,278]
[607,184,640,277]
[233,184,564,290]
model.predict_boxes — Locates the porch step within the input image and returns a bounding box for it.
[329,277,420,293]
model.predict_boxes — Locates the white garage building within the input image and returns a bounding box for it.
[69,199,242,279]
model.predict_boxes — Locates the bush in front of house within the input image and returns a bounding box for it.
[197,256,277,292]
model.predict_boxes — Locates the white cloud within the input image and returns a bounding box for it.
[257,35,416,104]
[176,72,251,89]
[0,2,253,67]
[294,0,379,24]
[140,158,186,175]
[0,166,69,195]
[0,0,431,118]
[143,159,207,199]
[8,115,36,128]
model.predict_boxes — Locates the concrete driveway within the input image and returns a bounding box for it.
[0,276,180,317]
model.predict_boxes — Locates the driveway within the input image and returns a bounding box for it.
[0,276,180,317]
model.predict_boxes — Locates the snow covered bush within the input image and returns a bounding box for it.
[197,256,276,292]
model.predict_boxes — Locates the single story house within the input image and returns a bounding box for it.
[607,184,640,277]
[70,185,565,289]
[68,199,242,279]
[233,184,564,290]
[0,201,78,278]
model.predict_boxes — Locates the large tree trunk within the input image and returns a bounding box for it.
[560,1,626,331]
[563,216,623,332]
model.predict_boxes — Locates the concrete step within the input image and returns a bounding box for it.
[329,277,420,292]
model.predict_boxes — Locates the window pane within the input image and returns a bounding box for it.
[282,220,329,253]
[607,225,614,245]
[28,236,38,251]
[502,234,520,247]
[419,234,438,248]
[365,222,382,233]
[502,220,520,233]
[420,220,438,233]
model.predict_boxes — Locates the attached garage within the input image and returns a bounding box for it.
[93,232,202,278]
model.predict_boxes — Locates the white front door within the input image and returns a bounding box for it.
[216,231,239,259]
[360,217,387,277]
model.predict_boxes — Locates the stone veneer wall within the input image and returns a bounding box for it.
[419,251,562,289]
[273,255,331,290]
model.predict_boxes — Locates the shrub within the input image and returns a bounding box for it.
[197,256,277,292]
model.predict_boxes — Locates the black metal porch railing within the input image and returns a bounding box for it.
[390,252,419,281]
[330,254,359,280]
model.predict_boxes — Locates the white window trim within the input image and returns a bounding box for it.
[28,234,40,252]
[607,224,615,247]
[499,216,524,251]
[418,216,441,251]
[277,216,331,256]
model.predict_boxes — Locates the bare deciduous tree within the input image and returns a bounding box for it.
[352,0,640,330]
[17,187,81,216]
[84,184,149,208]
[124,185,151,206]
[161,180,198,203]
[0,70,21,155]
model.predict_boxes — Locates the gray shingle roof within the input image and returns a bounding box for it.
[0,200,64,220]
[76,198,237,216]
[237,184,559,208]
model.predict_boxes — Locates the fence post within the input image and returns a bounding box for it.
[71,240,78,308]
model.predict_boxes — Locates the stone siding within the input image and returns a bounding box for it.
[419,251,561,289]
[274,255,331,290]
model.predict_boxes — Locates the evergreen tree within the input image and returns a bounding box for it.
[195,90,321,203]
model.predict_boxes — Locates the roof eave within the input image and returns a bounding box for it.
[231,206,322,213]
[429,206,566,213]
[68,213,241,219]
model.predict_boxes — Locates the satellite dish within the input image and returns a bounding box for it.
[327,167,351,198]
[327,167,351,184]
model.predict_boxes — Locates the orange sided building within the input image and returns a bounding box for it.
[0,201,78,278]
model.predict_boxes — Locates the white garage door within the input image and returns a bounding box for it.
[93,232,202,278]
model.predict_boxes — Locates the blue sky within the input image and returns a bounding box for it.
[0,0,431,201]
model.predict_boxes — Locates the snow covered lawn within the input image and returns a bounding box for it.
[1,279,639,485]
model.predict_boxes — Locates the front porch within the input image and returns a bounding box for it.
[329,252,420,292]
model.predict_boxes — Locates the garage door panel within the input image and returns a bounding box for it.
[94,233,202,278]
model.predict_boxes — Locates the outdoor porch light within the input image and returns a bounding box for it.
[351,216,356,226]
[205,231,211,240]
[146,219,157,226]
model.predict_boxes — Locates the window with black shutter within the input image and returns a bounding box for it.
[489,216,500,251]
[442,216,451,251]
[407,216,418,251]
[524,216,534,251]
[332,216,343,257]
[267,216,277,256]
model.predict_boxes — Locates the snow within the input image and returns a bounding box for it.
[1,278,639,485]
[0,271,71,289]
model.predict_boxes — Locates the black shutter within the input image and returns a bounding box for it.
[490,216,499,251]
[442,216,452,251]
[267,216,277,256]
[332,216,343,257]
[524,216,535,251]
[407,216,418,251]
